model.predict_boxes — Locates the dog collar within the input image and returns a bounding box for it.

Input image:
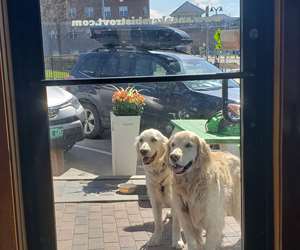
[174,160,193,174]
[159,175,169,193]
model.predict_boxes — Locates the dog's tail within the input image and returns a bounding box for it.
[226,153,241,225]
[232,168,241,225]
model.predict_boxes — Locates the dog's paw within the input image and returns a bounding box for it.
[147,234,162,246]
[172,239,185,249]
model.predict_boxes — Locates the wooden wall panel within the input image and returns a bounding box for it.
[0,0,26,249]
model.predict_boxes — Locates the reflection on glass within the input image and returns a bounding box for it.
[40,0,240,79]
[41,1,242,249]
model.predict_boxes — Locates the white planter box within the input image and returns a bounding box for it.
[110,112,141,176]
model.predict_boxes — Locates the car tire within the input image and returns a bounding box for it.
[64,143,75,152]
[81,102,103,139]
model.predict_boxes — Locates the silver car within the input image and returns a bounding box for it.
[47,86,85,150]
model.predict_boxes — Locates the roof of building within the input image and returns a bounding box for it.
[207,14,238,22]
[170,1,205,17]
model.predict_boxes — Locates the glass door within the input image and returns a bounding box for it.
[5,0,275,249]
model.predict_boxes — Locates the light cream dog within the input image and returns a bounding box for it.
[168,131,241,250]
[135,129,184,248]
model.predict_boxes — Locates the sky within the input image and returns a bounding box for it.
[150,0,240,18]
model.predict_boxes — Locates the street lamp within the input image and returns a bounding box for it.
[210,6,223,15]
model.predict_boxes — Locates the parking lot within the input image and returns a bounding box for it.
[58,132,143,179]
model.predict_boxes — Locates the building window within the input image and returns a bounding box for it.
[86,29,91,38]
[84,7,94,18]
[68,30,79,40]
[143,6,149,16]
[119,6,128,18]
[104,6,112,19]
[68,7,77,18]
[49,30,57,40]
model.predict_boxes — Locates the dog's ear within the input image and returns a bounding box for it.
[164,134,174,162]
[157,134,169,162]
[167,134,174,154]
[195,136,211,167]
[134,135,141,161]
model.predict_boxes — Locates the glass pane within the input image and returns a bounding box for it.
[40,0,241,80]
[47,80,241,250]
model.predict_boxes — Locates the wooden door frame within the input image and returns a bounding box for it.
[274,1,300,250]
[0,0,27,249]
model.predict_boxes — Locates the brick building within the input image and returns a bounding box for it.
[66,0,150,20]
[42,0,150,56]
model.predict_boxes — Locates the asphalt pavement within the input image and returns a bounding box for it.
[60,137,144,179]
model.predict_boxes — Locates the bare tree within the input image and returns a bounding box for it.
[40,0,68,55]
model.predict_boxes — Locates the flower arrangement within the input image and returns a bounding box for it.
[112,86,145,116]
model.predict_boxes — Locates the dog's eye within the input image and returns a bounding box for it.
[151,137,157,143]
[185,142,192,148]
[139,138,143,143]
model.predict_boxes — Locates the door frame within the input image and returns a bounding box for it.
[0,0,27,249]
[4,0,276,249]
[273,1,300,250]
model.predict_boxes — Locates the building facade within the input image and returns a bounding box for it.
[42,0,150,56]
[42,0,239,63]
[66,0,150,20]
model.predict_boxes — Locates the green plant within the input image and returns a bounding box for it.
[112,87,145,116]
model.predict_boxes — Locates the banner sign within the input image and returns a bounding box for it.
[72,16,224,27]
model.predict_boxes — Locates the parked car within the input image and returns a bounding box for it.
[47,86,85,150]
[66,49,240,138]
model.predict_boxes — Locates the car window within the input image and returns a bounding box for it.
[102,53,118,76]
[134,54,171,76]
[152,54,181,75]
[182,58,221,74]
[181,58,239,89]
[153,63,167,76]
[119,52,135,76]
[135,55,154,76]
[78,55,100,77]
[102,52,134,76]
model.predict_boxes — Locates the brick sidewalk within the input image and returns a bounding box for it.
[55,201,241,250]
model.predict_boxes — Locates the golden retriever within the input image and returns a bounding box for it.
[135,129,184,248]
[168,131,241,250]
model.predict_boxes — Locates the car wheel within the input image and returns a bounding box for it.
[64,143,75,152]
[82,102,103,139]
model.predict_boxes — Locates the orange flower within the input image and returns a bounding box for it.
[112,87,145,106]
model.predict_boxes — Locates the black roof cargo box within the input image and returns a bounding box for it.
[90,25,192,49]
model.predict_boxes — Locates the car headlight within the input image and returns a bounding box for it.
[70,97,81,109]
[61,97,81,109]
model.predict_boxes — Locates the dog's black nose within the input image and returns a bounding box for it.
[140,149,148,156]
[170,154,180,162]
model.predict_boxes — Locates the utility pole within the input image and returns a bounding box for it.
[206,23,209,60]
[102,0,105,19]
[205,6,209,60]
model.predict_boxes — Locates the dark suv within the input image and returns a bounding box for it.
[67,48,240,138]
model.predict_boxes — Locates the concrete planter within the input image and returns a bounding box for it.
[110,112,141,176]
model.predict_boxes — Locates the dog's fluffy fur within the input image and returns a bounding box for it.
[135,129,184,248]
[168,131,241,250]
